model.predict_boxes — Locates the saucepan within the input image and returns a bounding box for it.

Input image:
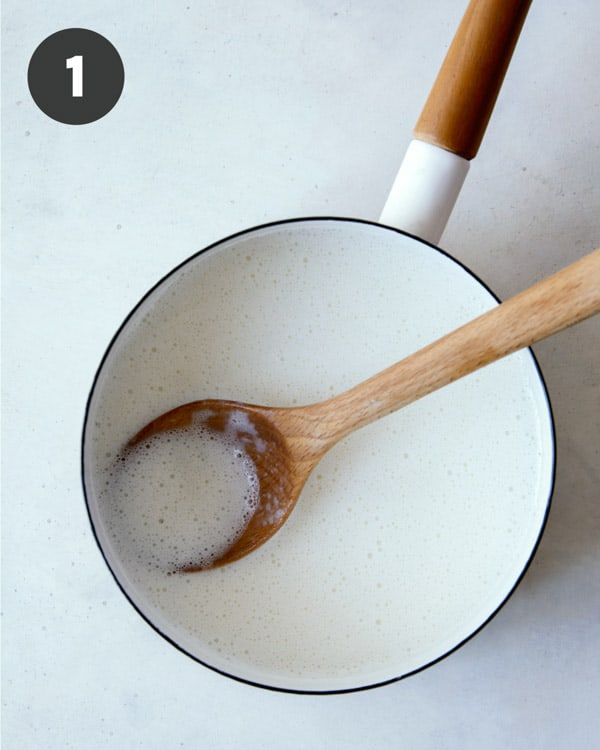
[82,0,557,693]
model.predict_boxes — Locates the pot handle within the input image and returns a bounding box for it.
[415,0,532,160]
[380,0,533,244]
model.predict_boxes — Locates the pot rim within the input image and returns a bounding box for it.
[81,215,556,694]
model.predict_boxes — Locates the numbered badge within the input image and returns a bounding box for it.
[28,28,124,125]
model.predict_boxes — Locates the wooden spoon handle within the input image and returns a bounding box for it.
[414,0,532,160]
[318,248,600,441]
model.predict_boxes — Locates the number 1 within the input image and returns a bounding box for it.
[66,55,83,97]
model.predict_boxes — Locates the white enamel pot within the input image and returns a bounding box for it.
[82,0,554,693]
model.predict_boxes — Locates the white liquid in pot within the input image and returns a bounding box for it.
[84,221,553,691]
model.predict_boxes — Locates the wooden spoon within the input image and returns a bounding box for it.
[129,248,600,570]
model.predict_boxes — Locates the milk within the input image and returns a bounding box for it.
[83,220,553,691]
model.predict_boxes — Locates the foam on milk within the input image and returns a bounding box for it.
[107,416,259,572]
[84,221,553,691]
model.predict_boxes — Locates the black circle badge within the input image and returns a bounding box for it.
[28,28,124,125]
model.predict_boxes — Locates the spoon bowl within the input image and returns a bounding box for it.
[129,399,306,568]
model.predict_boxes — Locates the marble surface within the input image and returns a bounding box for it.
[2,0,599,747]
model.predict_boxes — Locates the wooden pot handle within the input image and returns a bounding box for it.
[414,0,532,160]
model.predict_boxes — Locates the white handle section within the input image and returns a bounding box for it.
[379,140,470,245]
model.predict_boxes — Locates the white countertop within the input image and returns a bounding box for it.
[2,0,599,747]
